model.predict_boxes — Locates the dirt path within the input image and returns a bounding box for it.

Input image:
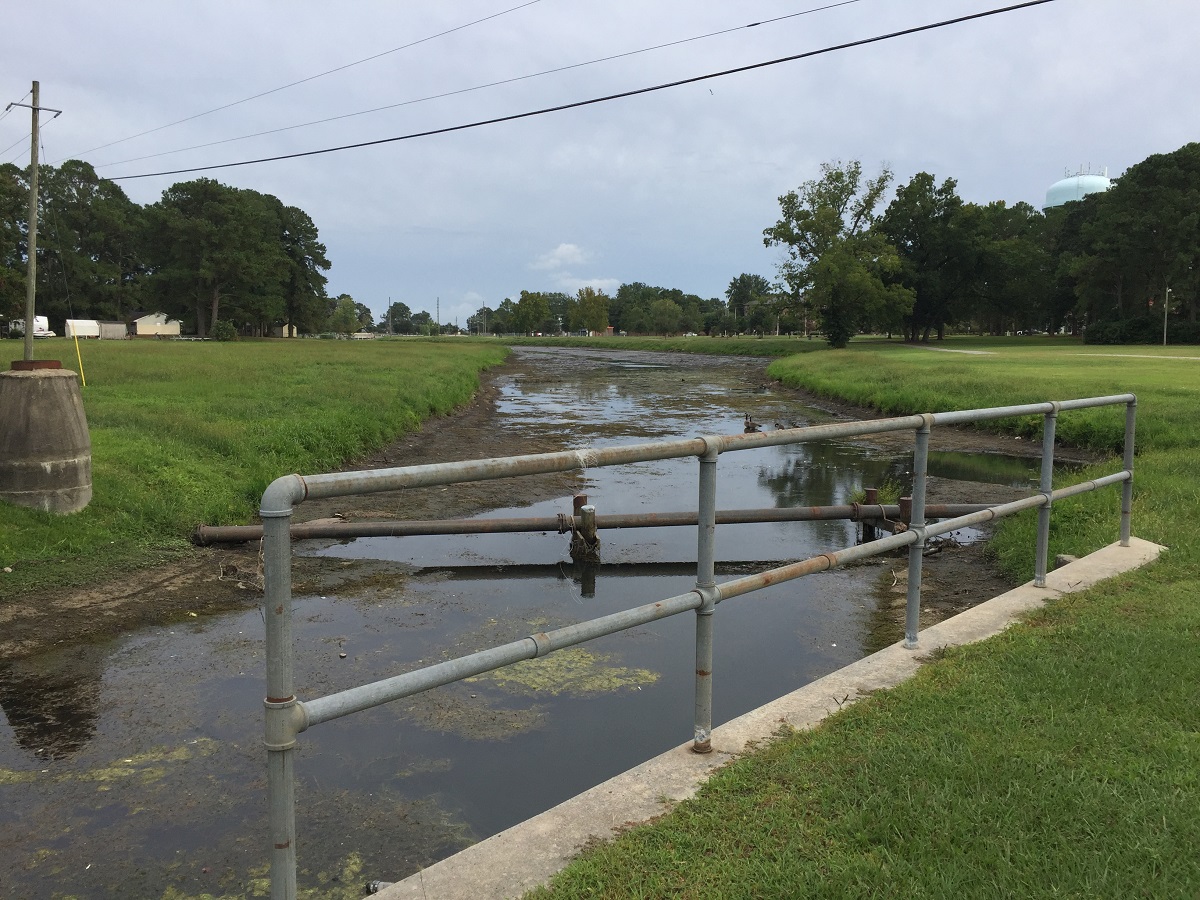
[1,348,1091,661]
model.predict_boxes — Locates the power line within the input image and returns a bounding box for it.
[112,0,1059,182]
[61,0,545,161]
[96,0,864,170]
[0,89,32,125]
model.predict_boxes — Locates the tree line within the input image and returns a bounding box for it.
[1,162,334,338]
[6,142,1195,344]
[762,142,1200,347]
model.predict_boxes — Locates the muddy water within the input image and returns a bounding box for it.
[0,347,1050,898]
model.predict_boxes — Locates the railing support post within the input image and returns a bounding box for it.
[1121,398,1137,547]
[1034,405,1059,587]
[692,445,719,753]
[904,419,932,650]
[263,492,299,900]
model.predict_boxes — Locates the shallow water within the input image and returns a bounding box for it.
[0,348,1051,898]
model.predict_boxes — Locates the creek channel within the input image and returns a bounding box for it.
[0,346,1065,898]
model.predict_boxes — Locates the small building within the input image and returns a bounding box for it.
[65,319,101,339]
[350,331,375,340]
[99,322,128,340]
[271,324,299,338]
[130,312,181,338]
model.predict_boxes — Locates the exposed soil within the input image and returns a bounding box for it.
[0,348,1080,662]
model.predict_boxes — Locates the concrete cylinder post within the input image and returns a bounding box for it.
[692,446,719,753]
[904,421,932,649]
[1121,399,1136,547]
[0,367,92,514]
[1034,406,1059,587]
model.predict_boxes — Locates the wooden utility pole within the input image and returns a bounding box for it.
[22,81,40,362]
[7,81,61,361]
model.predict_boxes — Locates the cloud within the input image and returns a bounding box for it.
[550,275,621,295]
[530,243,589,271]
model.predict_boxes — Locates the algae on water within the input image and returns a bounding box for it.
[466,648,659,697]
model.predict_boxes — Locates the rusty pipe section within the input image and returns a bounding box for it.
[195,503,995,544]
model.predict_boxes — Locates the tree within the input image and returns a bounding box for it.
[466,304,494,335]
[514,290,550,335]
[764,160,913,348]
[725,274,771,323]
[649,297,682,335]
[573,286,609,333]
[327,295,359,335]
[273,200,329,334]
[1072,143,1200,327]
[383,300,414,334]
[144,179,284,337]
[0,163,26,319]
[879,173,981,341]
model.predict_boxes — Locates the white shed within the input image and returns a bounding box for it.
[65,319,101,338]
[131,312,181,337]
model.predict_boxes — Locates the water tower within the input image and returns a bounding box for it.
[1044,165,1112,210]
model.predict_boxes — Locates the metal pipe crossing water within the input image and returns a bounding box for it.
[260,394,1137,899]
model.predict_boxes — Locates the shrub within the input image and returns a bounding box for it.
[211,320,238,342]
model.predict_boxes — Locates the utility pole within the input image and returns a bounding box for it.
[436,297,440,335]
[1163,286,1172,347]
[7,82,61,361]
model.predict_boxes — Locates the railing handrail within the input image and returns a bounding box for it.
[260,393,1138,899]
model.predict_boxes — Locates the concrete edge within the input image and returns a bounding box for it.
[376,537,1163,899]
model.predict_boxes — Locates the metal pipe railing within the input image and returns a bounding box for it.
[260,393,1138,899]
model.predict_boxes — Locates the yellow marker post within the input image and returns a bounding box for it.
[73,333,86,387]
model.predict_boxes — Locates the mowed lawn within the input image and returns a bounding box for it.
[529,337,1200,899]
[0,338,507,597]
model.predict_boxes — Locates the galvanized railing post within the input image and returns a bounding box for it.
[1034,404,1059,587]
[692,444,719,753]
[1121,397,1137,547]
[904,419,932,649]
[262,478,302,900]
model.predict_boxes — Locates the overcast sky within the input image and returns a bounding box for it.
[3,0,1195,327]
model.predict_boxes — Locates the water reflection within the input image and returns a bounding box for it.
[0,645,105,759]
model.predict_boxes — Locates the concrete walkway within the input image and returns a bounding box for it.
[377,537,1163,900]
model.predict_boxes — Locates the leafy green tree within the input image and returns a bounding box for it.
[725,274,771,324]
[493,298,517,334]
[649,297,682,334]
[514,290,550,335]
[144,179,284,337]
[0,163,26,319]
[1072,143,1200,328]
[879,173,981,341]
[327,295,359,335]
[764,160,912,348]
[572,287,609,333]
[411,310,434,335]
[466,304,494,335]
[353,302,373,331]
[384,300,414,334]
[272,200,329,334]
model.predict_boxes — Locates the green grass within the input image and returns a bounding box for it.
[528,336,1200,899]
[0,338,506,598]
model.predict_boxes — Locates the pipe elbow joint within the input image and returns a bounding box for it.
[261,474,307,519]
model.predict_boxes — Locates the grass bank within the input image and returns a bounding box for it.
[0,338,506,598]
[530,337,1200,899]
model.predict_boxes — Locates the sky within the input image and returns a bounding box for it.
[2,0,1196,328]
